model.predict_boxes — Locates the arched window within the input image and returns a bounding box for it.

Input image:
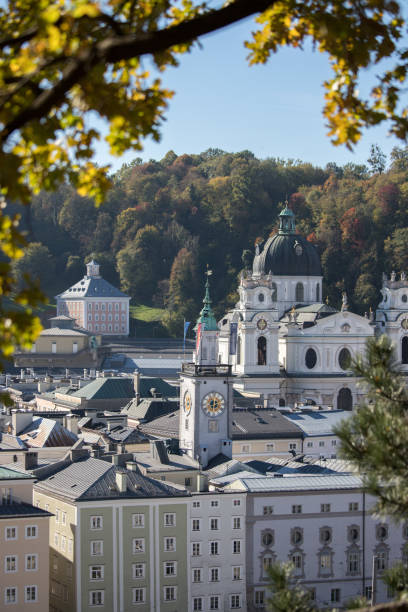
[279,398,285,407]
[338,387,353,411]
[402,336,408,364]
[339,348,351,370]
[295,282,304,302]
[271,283,277,302]
[316,283,320,302]
[237,336,241,365]
[258,293,265,303]
[305,348,317,369]
[257,336,267,366]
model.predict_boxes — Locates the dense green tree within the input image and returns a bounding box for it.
[367,144,387,175]
[11,242,55,294]
[384,229,408,272]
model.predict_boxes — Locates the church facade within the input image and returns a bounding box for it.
[217,205,408,412]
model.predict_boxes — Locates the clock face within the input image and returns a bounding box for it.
[183,391,192,415]
[201,392,225,417]
[257,318,267,331]
[401,319,408,330]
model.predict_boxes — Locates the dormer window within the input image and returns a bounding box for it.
[341,324,351,333]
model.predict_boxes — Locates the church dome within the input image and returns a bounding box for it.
[253,205,322,277]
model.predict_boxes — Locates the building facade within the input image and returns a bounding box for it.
[0,465,51,611]
[56,260,130,336]
[217,205,408,410]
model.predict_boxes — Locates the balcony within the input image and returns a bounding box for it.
[181,363,232,377]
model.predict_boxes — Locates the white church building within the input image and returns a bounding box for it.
[217,205,408,412]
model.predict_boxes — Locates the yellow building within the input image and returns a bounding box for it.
[0,464,51,610]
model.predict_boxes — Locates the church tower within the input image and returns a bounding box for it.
[376,271,408,370]
[179,272,233,468]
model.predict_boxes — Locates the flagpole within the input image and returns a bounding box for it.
[183,318,185,362]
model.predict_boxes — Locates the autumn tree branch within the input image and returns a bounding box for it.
[0,0,275,143]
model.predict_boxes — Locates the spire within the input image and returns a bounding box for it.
[278,200,296,234]
[196,266,218,331]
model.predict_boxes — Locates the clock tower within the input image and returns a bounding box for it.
[179,272,233,468]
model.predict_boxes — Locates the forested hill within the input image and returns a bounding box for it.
[16,147,408,334]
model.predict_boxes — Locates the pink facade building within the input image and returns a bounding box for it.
[56,260,130,336]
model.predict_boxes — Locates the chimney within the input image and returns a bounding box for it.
[64,414,78,435]
[12,410,33,435]
[133,371,140,403]
[126,461,139,472]
[24,451,38,470]
[116,469,127,493]
[151,440,169,465]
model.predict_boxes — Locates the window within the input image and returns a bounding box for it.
[193,597,203,611]
[349,526,360,542]
[257,335,267,365]
[292,552,303,571]
[255,590,265,606]
[208,419,219,433]
[132,513,144,528]
[263,505,274,515]
[25,586,38,603]
[210,595,220,610]
[132,563,145,579]
[339,347,351,370]
[2,487,12,504]
[295,282,304,302]
[90,516,103,530]
[192,542,201,556]
[266,442,274,451]
[320,553,332,571]
[210,567,220,582]
[192,519,200,531]
[365,586,372,600]
[292,505,302,514]
[348,551,360,574]
[331,439,337,446]
[233,540,241,554]
[262,531,274,546]
[210,541,219,555]
[233,499,241,507]
[211,500,219,507]
[6,526,17,540]
[185,477,192,486]
[5,556,17,572]
[25,525,38,539]
[349,502,359,511]
[133,538,145,554]
[241,444,250,453]
[231,594,241,609]
[164,561,177,576]
[89,590,104,606]
[90,541,103,556]
[258,292,265,302]
[320,528,332,544]
[233,517,241,529]
[316,283,320,302]
[68,539,73,553]
[263,555,274,574]
[193,501,201,508]
[61,535,66,551]
[164,537,175,552]
[271,282,277,301]
[192,568,202,583]
[307,441,313,447]
[319,441,325,447]
[375,551,387,571]
[164,513,176,527]
[164,586,177,601]
[289,443,297,451]
[26,555,37,571]
[331,588,341,603]
[210,518,219,530]
[376,524,388,540]
[90,565,104,581]
[321,503,331,513]
[305,348,317,369]
[233,566,242,581]
[5,587,17,604]
[115,303,119,310]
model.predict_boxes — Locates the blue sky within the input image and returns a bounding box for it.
[94,16,402,171]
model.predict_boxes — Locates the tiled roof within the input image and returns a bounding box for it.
[57,275,129,299]
[40,328,89,337]
[282,409,351,435]
[230,474,362,493]
[0,503,52,519]
[0,466,33,480]
[19,417,78,448]
[35,457,188,501]
[231,408,303,439]
[71,377,134,400]
[123,397,179,422]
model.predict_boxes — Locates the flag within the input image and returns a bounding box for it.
[229,322,238,355]
[196,323,202,354]
[183,321,190,341]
